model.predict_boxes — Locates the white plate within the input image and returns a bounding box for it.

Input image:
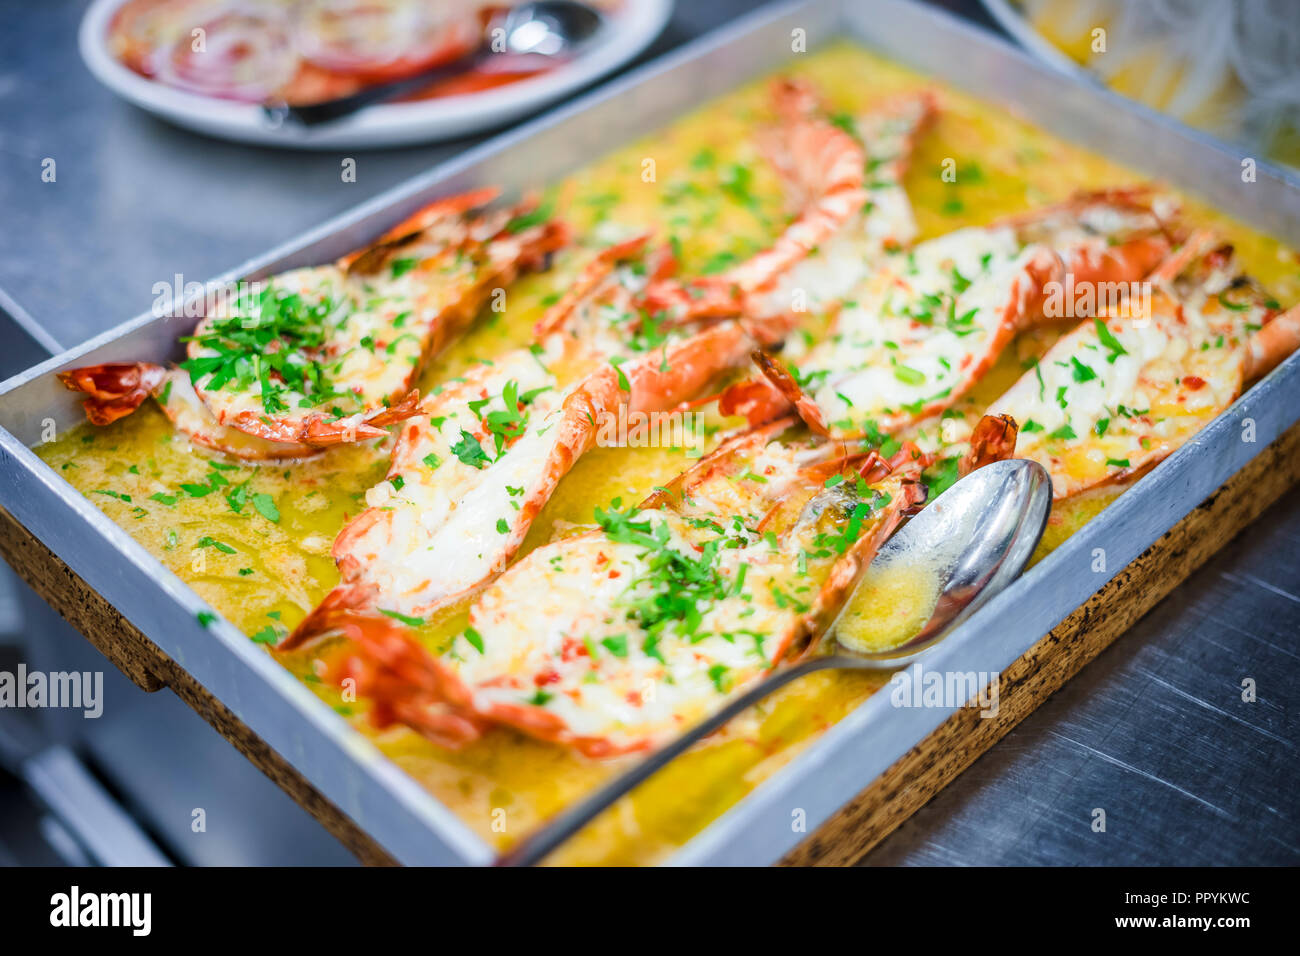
[79,0,673,149]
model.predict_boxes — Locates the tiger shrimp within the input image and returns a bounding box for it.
[283,413,1017,756]
[282,419,920,753]
[56,363,324,459]
[287,237,769,641]
[979,231,1300,499]
[60,188,568,455]
[641,77,920,325]
[734,79,938,319]
[719,187,1180,438]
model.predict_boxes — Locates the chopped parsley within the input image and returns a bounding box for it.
[1070,356,1097,383]
[505,200,554,234]
[601,634,629,658]
[196,536,236,554]
[1094,318,1128,363]
[389,257,418,279]
[450,429,491,469]
[179,281,350,416]
[251,492,280,522]
[462,626,484,654]
[380,609,425,628]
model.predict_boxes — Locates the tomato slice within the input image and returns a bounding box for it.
[152,7,300,103]
[106,0,208,76]
[292,0,481,81]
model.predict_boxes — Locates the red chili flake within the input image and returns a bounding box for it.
[1183,375,1206,391]
[625,690,642,706]
[608,569,621,578]
[534,669,561,686]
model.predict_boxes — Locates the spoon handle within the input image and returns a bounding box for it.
[264,53,483,127]
[495,654,857,866]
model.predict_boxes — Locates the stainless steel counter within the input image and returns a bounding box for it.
[0,0,758,352]
[0,0,1294,865]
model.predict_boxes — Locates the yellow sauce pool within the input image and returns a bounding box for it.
[36,43,1300,865]
[836,559,942,655]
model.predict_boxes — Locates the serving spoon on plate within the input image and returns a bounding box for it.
[495,457,1052,866]
[265,1,606,127]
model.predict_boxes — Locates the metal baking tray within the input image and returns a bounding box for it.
[2,0,1298,866]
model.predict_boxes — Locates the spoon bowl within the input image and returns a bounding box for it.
[829,456,1052,666]
[497,458,1053,866]
[500,1,606,58]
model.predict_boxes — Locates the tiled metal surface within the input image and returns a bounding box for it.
[0,0,762,351]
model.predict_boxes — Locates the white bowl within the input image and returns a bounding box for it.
[79,0,673,149]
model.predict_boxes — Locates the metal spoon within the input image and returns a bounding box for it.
[265,1,606,128]
[495,458,1052,866]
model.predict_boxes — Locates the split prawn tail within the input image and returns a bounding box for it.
[337,186,502,275]
[720,95,869,297]
[1246,303,1300,382]
[987,232,1292,502]
[762,79,936,237]
[642,79,870,325]
[717,348,831,433]
[59,363,325,459]
[281,607,487,750]
[960,413,1020,476]
[1149,229,1300,383]
[1008,186,1181,328]
[58,362,168,426]
[786,449,930,662]
[206,190,567,450]
[720,246,1057,438]
[285,587,648,759]
[639,85,936,335]
[211,390,423,448]
[532,232,656,343]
